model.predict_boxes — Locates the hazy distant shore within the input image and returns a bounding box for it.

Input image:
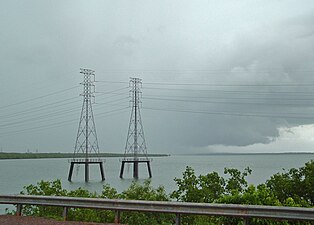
[0,152,170,160]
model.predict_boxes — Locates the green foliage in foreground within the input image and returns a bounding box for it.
[19,180,173,225]
[14,160,314,225]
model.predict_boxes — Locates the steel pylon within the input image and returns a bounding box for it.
[68,68,105,182]
[119,77,152,179]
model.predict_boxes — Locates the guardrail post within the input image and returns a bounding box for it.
[16,204,22,216]
[243,217,250,225]
[62,207,68,220]
[175,213,181,225]
[115,210,121,224]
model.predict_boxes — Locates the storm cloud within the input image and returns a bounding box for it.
[0,0,314,154]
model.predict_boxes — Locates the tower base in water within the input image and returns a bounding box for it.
[68,158,105,182]
[119,158,152,179]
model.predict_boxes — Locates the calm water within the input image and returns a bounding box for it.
[0,153,313,212]
[0,154,313,196]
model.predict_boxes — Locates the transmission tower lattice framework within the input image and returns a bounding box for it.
[68,68,105,182]
[120,77,152,179]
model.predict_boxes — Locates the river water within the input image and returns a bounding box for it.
[0,153,313,213]
[0,153,313,196]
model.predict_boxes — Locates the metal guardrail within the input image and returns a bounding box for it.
[0,195,314,225]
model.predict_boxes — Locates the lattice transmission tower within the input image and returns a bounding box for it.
[120,77,152,179]
[68,68,105,182]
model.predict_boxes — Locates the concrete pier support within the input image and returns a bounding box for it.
[68,159,105,182]
[119,159,152,179]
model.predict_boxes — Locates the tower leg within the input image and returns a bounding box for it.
[120,161,125,179]
[68,162,74,182]
[85,162,89,182]
[133,161,139,179]
[147,161,152,178]
[99,162,105,181]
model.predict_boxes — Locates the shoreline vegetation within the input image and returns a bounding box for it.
[0,151,313,160]
[0,152,170,160]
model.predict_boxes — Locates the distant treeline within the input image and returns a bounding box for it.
[0,152,169,160]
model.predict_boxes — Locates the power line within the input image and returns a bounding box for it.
[0,106,81,128]
[145,94,314,101]
[96,81,129,84]
[94,80,314,87]
[144,97,314,107]
[95,106,130,117]
[0,107,129,138]
[95,86,129,94]
[0,85,79,110]
[0,87,128,122]
[94,97,130,105]
[0,97,80,120]
[145,82,314,87]
[7,83,314,127]
[0,90,129,130]
[143,107,314,120]
[95,91,129,101]
[97,69,314,73]
[143,86,314,95]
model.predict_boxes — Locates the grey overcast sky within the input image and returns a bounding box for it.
[1,0,314,154]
